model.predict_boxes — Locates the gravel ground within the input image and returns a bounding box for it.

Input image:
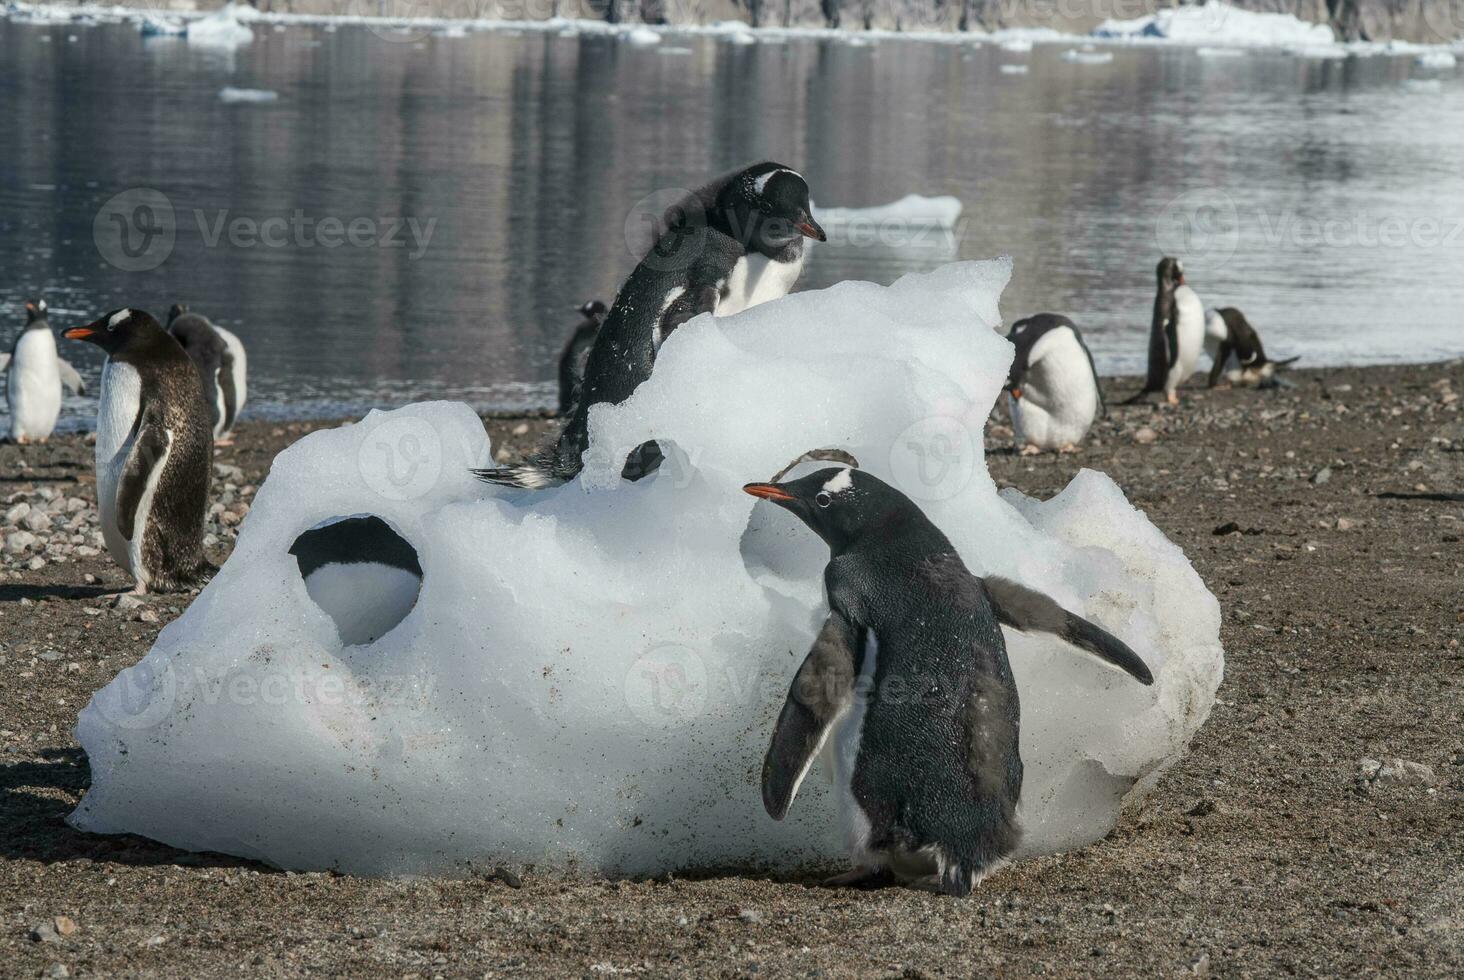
[1,363,1462,978]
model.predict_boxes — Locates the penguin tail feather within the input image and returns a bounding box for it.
[1119,388,1155,406]
[472,459,561,490]
[1272,355,1301,368]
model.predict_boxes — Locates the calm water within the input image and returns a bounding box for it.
[2,19,1462,429]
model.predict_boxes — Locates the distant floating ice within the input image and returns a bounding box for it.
[624,26,661,46]
[1415,50,1458,70]
[436,24,469,39]
[1062,48,1114,65]
[1093,0,1334,49]
[219,87,279,104]
[815,194,964,234]
[999,39,1034,54]
[1000,64,1030,75]
[136,13,185,37]
[186,3,254,49]
[1196,46,1246,58]
[1403,78,1445,93]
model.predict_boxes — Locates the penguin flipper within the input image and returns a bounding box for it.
[58,359,85,395]
[116,413,172,542]
[218,349,239,432]
[983,577,1153,685]
[762,611,860,820]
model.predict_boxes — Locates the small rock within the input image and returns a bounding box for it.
[1334,518,1356,531]
[38,650,62,662]
[4,502,30,524]
[21,509,52,532]
[1311,467,1332,485]
[52,916,77,937]
[138,610,160,625]
[1359,757,1436,786]
[494,866,523,889]
[1212,522,1241,536]
[112,594,145,612]
[1185,798,1216,818]
[1133,427,1158,445]
[737,908,762,924]
[27,555,46,571]
[511,423,530,436]
[4,530,37,554]
[28,920,60,943]
[46,964,70,979]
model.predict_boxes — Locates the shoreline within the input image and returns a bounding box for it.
[2,359,1461,975]
[7,1,1464,50]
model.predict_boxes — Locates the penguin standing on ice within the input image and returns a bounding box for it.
[65,309,213,593]
[1,300,86,443]
[480,161,825,488]
[743,467,1153,896]
[1204,307,1298,388]
[1130,257,1205,405]
[167,303,247,445]
[557,299,607,416]
[1003,314,1104,454]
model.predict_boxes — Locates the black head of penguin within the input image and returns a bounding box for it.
[713,163,826,255]
[24,299,48,326]
[166,302,188,327]
[1156,256,1184,290]
[744,467,938,558]
[65,308,177,359]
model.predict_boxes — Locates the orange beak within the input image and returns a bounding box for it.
[742,482,796,502]
[63,327,97,341]
[1009,387,1022,400]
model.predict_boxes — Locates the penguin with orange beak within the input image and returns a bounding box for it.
[743,466,1152,896]
[65,309,213,593]
[479,162,825,488]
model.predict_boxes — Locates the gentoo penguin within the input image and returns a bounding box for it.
[65,309,213,593]
[480,161,825,488]
[290,515,422,646]
[1204,307,1298,388]
[1,300,86,443]
[167,303,247,444]
[557,299,607,416]
[1131,257,1205,405]
[743,468,1153,896]
[1003,314,1104,454]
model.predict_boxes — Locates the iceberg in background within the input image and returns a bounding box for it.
[70,260,1223,876]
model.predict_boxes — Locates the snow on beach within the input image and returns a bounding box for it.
[71,261,1223,875]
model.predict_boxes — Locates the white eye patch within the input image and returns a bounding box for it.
[108,310,130,328]
[821,468,853,494]
[752,168,801,197]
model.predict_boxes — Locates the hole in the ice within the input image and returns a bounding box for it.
[289,515,423,646]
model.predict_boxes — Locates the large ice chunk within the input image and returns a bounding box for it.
[71,260,1223,876]
[1093,1,1335,49]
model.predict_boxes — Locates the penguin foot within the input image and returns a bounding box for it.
[216,437,235,447]
[820,865,894,889]
[1018,444,1041,457]
[1165,392,1180,407]
[1058,443,1079,454]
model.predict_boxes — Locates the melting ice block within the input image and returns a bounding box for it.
[71,259,1223,876]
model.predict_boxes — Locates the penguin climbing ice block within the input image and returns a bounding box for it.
[71,259,1224,876]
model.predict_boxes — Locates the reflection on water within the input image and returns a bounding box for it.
[1,21,1461,428]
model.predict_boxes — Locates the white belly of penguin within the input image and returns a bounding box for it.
[716,252,803,317]
[1166,286,1206,390]
[95,362,146,576]
[8,330,62,440]
[832,632,880,862]
[1011,332,1100,449]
